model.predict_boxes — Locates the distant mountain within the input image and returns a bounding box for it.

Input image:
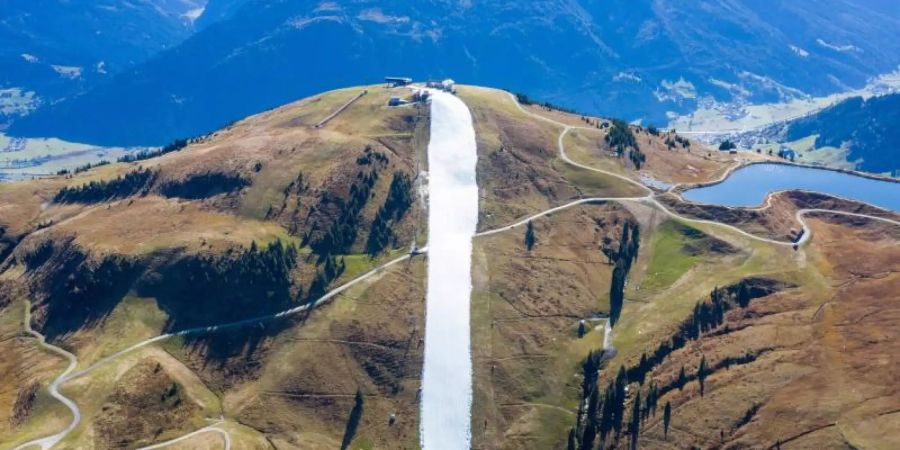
[10,0,900,146]
[194,0,250,28]
[0,0,205,114]
[787,93,900,175]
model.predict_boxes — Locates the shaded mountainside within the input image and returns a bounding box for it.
[0,0,204,110]
[9,0,900,145]
[786,93,900,175]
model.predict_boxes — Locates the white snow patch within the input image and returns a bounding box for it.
[95,61,107,74]
[816,38,860,53]
[21,53,39,63]
[655,77,697,102]
[709,78,750,97]
[51,65,82,79]
[738,71,807,100]
[789,45,809,58]
[183,7,205,23]
[0,88,39,116]
[358,8,410,24]
[614,71,642,83]
[314,2,341,12]
[419,90,477,450]
[288,15,343,30]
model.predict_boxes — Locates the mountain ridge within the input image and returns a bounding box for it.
[9,0,900,146]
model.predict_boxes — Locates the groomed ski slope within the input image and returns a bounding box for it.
[420,90,478,449]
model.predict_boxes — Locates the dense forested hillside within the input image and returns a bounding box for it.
[787,94,900,175]
[9,0,900,145]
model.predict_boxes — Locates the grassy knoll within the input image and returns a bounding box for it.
[641,221,698,291]
[638,220,740,293]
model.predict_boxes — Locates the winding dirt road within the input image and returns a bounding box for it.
[504,92,899,247]
[12,303,80,450]
[12,92,899,450]
[135,423,231,450]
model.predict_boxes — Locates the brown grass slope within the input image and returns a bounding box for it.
[0,85,427,448]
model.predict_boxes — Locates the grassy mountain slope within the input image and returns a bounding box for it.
[0,85,427,448]
[786,93,900,175]
[1,84,898,449]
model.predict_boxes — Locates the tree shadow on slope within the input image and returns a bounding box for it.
[26,239,143,341]
[136,241,304,366]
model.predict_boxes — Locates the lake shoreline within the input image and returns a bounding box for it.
[678,162,900,213]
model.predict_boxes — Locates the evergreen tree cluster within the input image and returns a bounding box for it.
[308,147,389,256]
[605,119,638,157]
[663,134,691,151]
[150,239,299,327]
[718,140,737,151]
[515,92,533,105]
[366,171,413,256]
[355,146,388,165]
[57,160,110,176]
[118,137,192,163]
[34,243,142,338]
[512,91,583,114]
[308,170,379,256]
[628,148,646,170]
[623,282,755,386]
[159,172,249,199]
[307,254,347,301]
[660,350,760,399]
[53,168,156,203]
[271,172,308,225]
[569,280,769,449]
[609,221,640,326]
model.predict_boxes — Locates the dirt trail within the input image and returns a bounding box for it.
[12,92,899,450]
[135,423,231,450]
[503,91,898,248]
[12,303,81,450]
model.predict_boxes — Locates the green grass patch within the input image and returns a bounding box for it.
[643,221,702,291]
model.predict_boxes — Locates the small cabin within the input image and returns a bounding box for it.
[388,96,404,106]
[385,76,413,87]
[441,79,456,92]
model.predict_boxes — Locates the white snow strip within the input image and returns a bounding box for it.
[419,90,478,449]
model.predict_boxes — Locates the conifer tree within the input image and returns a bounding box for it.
[698,355,709,396]
[630,392,641,450]
[663,401,672,439]
[525,220,536,251]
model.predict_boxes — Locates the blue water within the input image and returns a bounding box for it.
[682,164,900,212]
